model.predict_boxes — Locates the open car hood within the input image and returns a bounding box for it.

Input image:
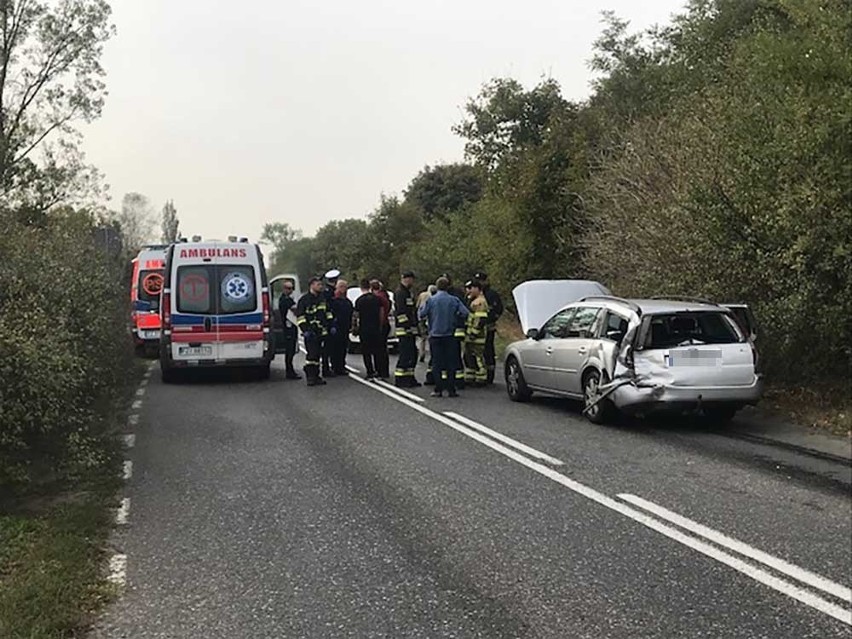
[512,280,612,334]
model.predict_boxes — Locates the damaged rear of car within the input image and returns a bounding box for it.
[505,284,763,424]
[599,300,763,423]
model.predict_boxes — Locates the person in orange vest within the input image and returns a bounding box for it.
[463,280,490,386]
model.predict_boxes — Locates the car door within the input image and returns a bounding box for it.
[173,263,219,361]
[269,275,289,354]
[541,306,602,394]
[521,308,576,387]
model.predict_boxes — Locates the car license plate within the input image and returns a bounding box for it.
[139,330,160,340]
[178,345,213,357]
[666,350,722,367]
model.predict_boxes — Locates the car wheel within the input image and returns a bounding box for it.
[703,406,738,424]
[583,369,615,424]
[505,357,532,402]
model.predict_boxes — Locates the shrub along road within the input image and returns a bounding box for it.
[93,354,851,638]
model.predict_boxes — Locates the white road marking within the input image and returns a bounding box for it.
[348,372,852,626]
[373,379,425,403]
[345,364,362,374]
[128,414,139,427]
[107,553,127,587]
[135,387,146,397]
[444,411,563,466]
[116,498,130,525]
[139,378,149,389]
[131,400,142,410]
[618,493,852,604]
[123,461,133,480]
[123,434,136,449]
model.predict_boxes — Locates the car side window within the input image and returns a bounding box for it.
[564,307,601,338]
[601,311,629,343]
[540,308,576,339]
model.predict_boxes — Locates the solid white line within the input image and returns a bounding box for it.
[347,372,852,626]
[444,411,563,466]
[123,461,133,480]
[107,553,127,587]
[618,493,852,604]
[116,498,130,525]
[374,379,426,403]
[127,414,139,427]
[123,434,136,449]
[345,365,361,374]
[131,400,142,410]
[135,387,146,397]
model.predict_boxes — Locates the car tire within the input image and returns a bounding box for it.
[505,357,532,402]
[703,406,738,424]
[583,369,615,424]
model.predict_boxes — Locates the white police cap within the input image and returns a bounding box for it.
[324,268,341,280]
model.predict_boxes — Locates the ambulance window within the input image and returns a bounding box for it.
[219,265,257,314]
[177,266,213,314]
[137,270,164,304]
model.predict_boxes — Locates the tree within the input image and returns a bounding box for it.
[117,192,155,252]
[0,0,115,214]
[404,164,484,223]
[261,222,303,251]
[160,200,179,243]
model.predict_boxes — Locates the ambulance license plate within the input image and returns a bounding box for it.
[139,330,160,340]
[178,345,213,357]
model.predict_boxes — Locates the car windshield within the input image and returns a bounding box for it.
[643,312,742,348]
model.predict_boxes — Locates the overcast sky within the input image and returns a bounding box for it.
[82,0,686,244]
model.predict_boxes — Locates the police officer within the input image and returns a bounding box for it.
[463,280,490,386]
[322,268,341,377]
[277,278,301,380]
[473,271,504,385]
[296,276,333,386]
[393,270,421,388]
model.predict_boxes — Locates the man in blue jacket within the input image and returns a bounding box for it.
[419,277,470,398]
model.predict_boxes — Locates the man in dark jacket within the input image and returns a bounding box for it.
[329,279,353,375]
[474,271,504,384]
[277,278,301,380]
[321,269,341,377]
[296,277,333,386]
[393,270,421,388]
[353,279,388,379]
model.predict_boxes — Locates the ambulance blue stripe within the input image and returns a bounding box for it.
[171,313,263,326]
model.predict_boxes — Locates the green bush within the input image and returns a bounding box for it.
[0,209,134,492]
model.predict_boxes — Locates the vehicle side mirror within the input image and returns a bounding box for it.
[606,330,624,343]
[526,328,540,340]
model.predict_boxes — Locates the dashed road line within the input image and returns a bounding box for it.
[123,461,133,480]
[131,399,142,410]
[107,554,127,588]
[123,434,136,449]
[135,387,146,397]
[128,413,139,426]
[116,498,130,525]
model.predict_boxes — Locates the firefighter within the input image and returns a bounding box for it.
[393,270,421,387]
[277,277,301,380]
[296,276,334,386]
[463,280,489,386]
[473,271,504,385]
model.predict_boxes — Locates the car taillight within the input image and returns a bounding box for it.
[161,291,171,329]
[262,290,270,327]
[750,342,761,374]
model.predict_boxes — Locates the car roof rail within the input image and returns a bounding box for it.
[578,295,642,314]
[650,295,719,306]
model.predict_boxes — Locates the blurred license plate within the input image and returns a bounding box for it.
[139,330,160,340]
[178,345,213,357]
[667,350,722,367]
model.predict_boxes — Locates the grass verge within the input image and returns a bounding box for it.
[0,360,144,638]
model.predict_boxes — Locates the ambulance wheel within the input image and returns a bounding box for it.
[161,365,179,384]
[258,364,271,381]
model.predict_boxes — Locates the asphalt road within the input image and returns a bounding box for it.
[93,352,852,638]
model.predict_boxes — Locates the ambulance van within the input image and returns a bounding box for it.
[130,245,168,356]
[158,237,274,382]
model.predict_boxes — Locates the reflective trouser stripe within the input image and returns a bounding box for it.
[394,369,415,377]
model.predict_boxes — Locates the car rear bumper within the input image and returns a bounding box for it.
[612,376,764,413]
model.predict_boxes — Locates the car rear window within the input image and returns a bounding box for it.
[176,264,257,315]
[643,312,742,349]
[137,269,164,304]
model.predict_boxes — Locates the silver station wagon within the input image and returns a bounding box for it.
[504,282,762,424]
